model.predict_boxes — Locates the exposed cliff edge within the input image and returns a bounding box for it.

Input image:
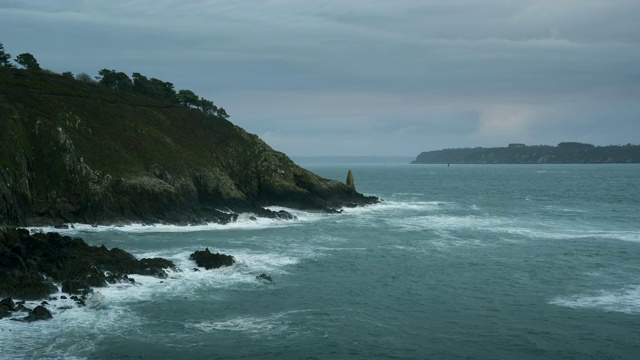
[412,142,640,164]
[0,68,377,226]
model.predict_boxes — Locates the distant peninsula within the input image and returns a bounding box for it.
[412,142,640,164]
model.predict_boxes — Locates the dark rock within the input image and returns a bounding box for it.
[0,228,175,301]
[193,268,200,272]
[40,301,48,306]
[58,305,73,310]
[256,273,273,282]
[48,297,57,301]
[0,297,15,311]
[0,308,11,319]
[61,280,90,295]
[190,248,235,270]
[15,304,31,312]
[60,296,67,300]
[23,305,53,322]
[274,210,296,220]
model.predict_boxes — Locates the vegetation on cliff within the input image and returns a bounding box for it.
[0,43,376,226]
[412,142,640,164]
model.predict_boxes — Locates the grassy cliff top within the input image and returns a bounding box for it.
[0,68,376,226]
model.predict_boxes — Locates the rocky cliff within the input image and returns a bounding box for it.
[0,68,377,226]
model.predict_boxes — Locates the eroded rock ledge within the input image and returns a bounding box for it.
[0,227,244,321]
[0,227,176,301]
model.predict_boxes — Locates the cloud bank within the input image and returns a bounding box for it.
[1,0,639,155]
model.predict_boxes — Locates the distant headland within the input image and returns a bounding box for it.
[412,142,640,164]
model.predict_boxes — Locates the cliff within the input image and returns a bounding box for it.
[412,143,640,164]
[0,68,377,226]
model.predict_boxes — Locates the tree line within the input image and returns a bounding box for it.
[0,41,228,119]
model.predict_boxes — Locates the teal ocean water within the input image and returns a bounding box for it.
[3,164,640,359]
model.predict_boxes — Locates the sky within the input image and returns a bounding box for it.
[1,0,639,156]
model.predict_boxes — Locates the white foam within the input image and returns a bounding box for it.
[393,214,506,232]
[185,309,311,336]
[27,211,324,235]
[550,285,640,314]
[500,227,640,243]
[0,295,141,358]
[340,200,451,215]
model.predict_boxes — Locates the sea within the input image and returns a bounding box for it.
[2,163,640,359]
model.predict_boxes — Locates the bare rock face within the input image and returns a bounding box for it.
[190,248,235,270]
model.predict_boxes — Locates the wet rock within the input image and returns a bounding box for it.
[0,308,11,319]
[190,248,235,270]
[15,304,32,312]
[274,210,296,220]
[193,268,200,272]
[0,297,15,311]
[40,301,48,306]
[60,296,67,300]
[0,228,175,301]
[61,280,90,295]
[23,305,53,322]
[256,273,273,282]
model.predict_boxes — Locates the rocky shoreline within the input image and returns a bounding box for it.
[0,227,242,322]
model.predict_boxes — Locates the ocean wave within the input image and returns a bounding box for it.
[0,293,140,358]
[549,285,640,314]
[390,214,640,243]
[340,200,452,215]
[185,309,312,336]
[28,210,326,234]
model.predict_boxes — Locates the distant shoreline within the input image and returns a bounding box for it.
[412,143,640,164]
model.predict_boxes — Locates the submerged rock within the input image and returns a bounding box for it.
[256,273,273,282]
[190,248,235,270]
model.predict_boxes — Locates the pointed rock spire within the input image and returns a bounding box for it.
[346,170,355,189]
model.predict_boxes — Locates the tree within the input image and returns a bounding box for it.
[197,97,218,115]
[177,89,199,108]
[61,71,74,80]
[75,72,95,83]
[217,107,229,119]
[0,42,11,67]
[14,53,41,70]
[131,72,177,102]
[96,69,133,91]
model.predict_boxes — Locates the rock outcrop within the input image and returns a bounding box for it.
[190,248,235,270]
[0,227,175,300]
[346,170,355,189]
[0,68,378,227]
[22,305,53,322]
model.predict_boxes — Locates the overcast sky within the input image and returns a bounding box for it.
[1,0,639,156]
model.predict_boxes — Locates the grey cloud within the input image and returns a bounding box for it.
[1,0,638,156]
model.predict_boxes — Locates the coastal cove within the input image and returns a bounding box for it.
[2,163,639,359]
